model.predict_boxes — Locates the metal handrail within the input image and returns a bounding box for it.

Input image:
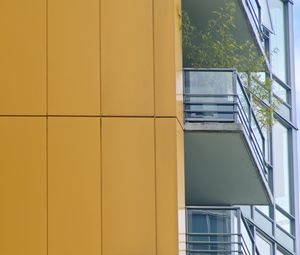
[236,75,265,144]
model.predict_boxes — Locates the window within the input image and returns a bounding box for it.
[273,80,288,102]
[272,121,290,212]
[261,0,274,32]
[277,249,285,255]
[276,209,291,233]
[256,233,272,255]
[269,0,287,83]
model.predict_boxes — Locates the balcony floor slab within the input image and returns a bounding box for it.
[184,122,273,206]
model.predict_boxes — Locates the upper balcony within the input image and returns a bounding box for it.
[184,69,273,206]
[182,0,273,67]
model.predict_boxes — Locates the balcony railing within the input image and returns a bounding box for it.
[186,207,261,255]
[184,68,267,180]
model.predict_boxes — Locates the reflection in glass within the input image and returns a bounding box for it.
[277,102,291,120]
[256,206,269,216]
[187,209,234,252]
[254,209,273,236]
[184,70,235,120]
[275,226,294,251]
[273,122,290,212]
[273,80,288,102]
[256,234,272,255]
[261,0,273,32]
[269,0,287,83]
[186,71,233,95]
[276,209,291,233]
[261,125,270,163]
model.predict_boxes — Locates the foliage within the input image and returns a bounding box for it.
[182,0,281,129]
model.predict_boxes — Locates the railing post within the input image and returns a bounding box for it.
[238,209,242,254]
[233,70,238,123]
[249,105,252,143]
[183,70,188,122]
[263,135,267,178]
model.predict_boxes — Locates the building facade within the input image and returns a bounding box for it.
[0,0,185,254]
[182,0,299,254]
[0,0,298,255]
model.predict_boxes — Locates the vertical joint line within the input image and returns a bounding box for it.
[152,0,156,117]
[154,118,158,255]
[99,0,102,116]
[46,0,49,253]
[46,117,48,255]
[100,119,103,255]
[46,0,48,116]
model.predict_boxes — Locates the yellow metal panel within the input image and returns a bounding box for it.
[101,0,154,116]
[102,118,156,255]
[176,120,186,255]
[155,118,179,255]
[0,0,46,115]
[48,0,100,115]
[154,0,176,117]
[0,117,46,255]
[48,117,101,255]
[175,0,184,127]
[176,120,185,209]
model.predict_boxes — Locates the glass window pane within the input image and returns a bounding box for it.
[240,205,252,218]
[254,210,273,236]
[261,126,270,163]
[276,209,291,233]
[256,206,270,216]
[261,0,273,31]
[269,0,287,83]
[272,122,291,212]
[256,234,272,255]
[273,80,288,102]
[277,248,289,255]
[275,226,295,251]
[277,102,291,120]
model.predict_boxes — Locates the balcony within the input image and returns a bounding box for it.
[186,207,261,255]
[184,69,273,205]
[182,0,270,65]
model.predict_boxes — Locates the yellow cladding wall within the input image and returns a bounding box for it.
[102,118,156,254]
[48,0,100,115]
[0,0,185,255]
[0,0,46,115]
[156,118,180,255]
[0,118,46,254]
[154,0,176,116]
[48,118,101,255]
[101,0,154,116]
[154,0,184,127]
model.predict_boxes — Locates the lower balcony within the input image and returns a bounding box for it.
[184,69,273,205]
[186,207,260,255]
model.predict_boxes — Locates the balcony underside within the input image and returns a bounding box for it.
[185,123,273,206]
